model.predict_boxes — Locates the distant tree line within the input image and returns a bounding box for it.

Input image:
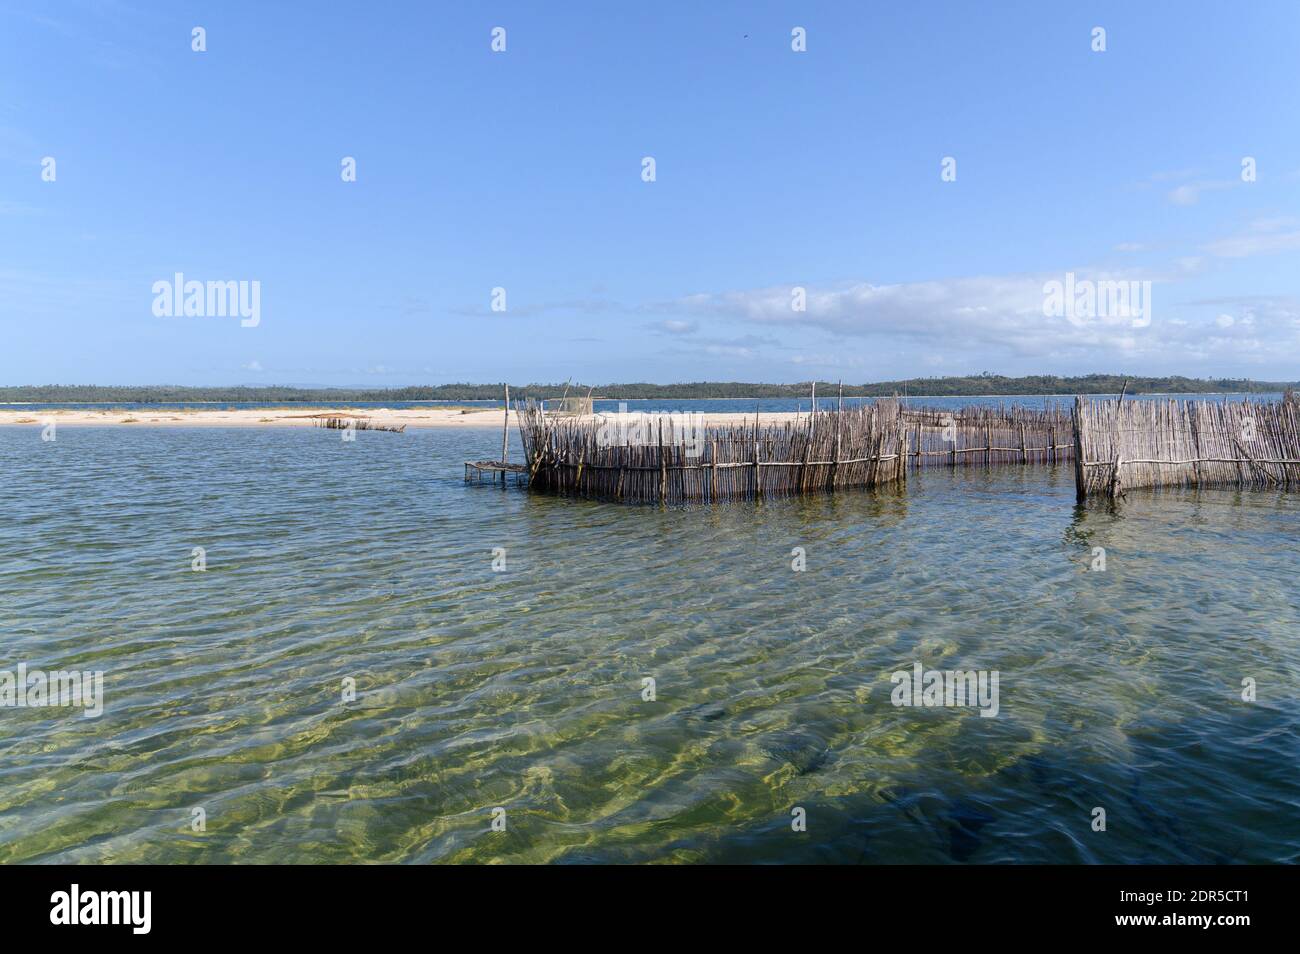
[2,374,1294,404]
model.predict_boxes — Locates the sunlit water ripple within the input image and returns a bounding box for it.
[1,426,1297,863]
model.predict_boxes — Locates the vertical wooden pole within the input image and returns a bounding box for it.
[1073,396,1087,502]
[710,439,717,501]
[501,384,510,466]
[798,415,812,493]
[658,419,667,504]
[810,382,816,440]
[830,382,842,489]
[896,409,907,485]
[1189,403,1201,487]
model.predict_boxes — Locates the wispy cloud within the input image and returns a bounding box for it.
[1141,168,1242,206]
[660,332,782,361]
[1167,180,1238,206]
[448,297,625,319]
[650,319,697,335]
[1202,218,1300,258]
[0,200,43,216]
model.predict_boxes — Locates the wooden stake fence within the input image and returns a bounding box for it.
[1074,396,1300,499]
[314,416,405,433]
[518,400,906,504]
[900,404,1074,469]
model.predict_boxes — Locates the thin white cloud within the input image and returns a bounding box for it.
[1203,218,1300,258]
[1168,180,1239,206]
[667,274,1300,366]
[653,319,697,335]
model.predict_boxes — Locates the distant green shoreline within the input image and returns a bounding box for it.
[1,375,1294,404]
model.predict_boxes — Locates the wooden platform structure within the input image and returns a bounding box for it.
[463,384,528,486]
[464,460,528,485]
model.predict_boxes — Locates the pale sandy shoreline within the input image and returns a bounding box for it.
[0,407,805,429]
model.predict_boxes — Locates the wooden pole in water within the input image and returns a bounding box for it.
[501,384,510,467]
[1072,396,1087,502]
[899,414,908,484]
[798,414,812,493]
[710,439,717,500]
[658,418,667,504]
[832,381,843,488]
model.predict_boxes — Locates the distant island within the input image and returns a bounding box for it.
[1,374,1295,404]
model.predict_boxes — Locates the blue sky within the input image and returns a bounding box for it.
[2,0,1298,386]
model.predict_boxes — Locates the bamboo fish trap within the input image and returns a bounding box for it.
[1073,396,1300,499]
[900,403,1074,469]
[517,399,907,504]
[314,416,406,433]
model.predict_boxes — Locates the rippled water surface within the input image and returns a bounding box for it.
[1,426,1297,863]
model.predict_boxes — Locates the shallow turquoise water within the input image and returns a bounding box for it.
[0,426,1296,863]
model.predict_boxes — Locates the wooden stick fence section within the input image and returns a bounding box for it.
[901,404,1073,469]
[314,416,406,433]
[1074,397,1300,499]
[518,400,907,504]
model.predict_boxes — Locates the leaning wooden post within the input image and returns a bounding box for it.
[985,423,993,467]
[1019,421,1027,464]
